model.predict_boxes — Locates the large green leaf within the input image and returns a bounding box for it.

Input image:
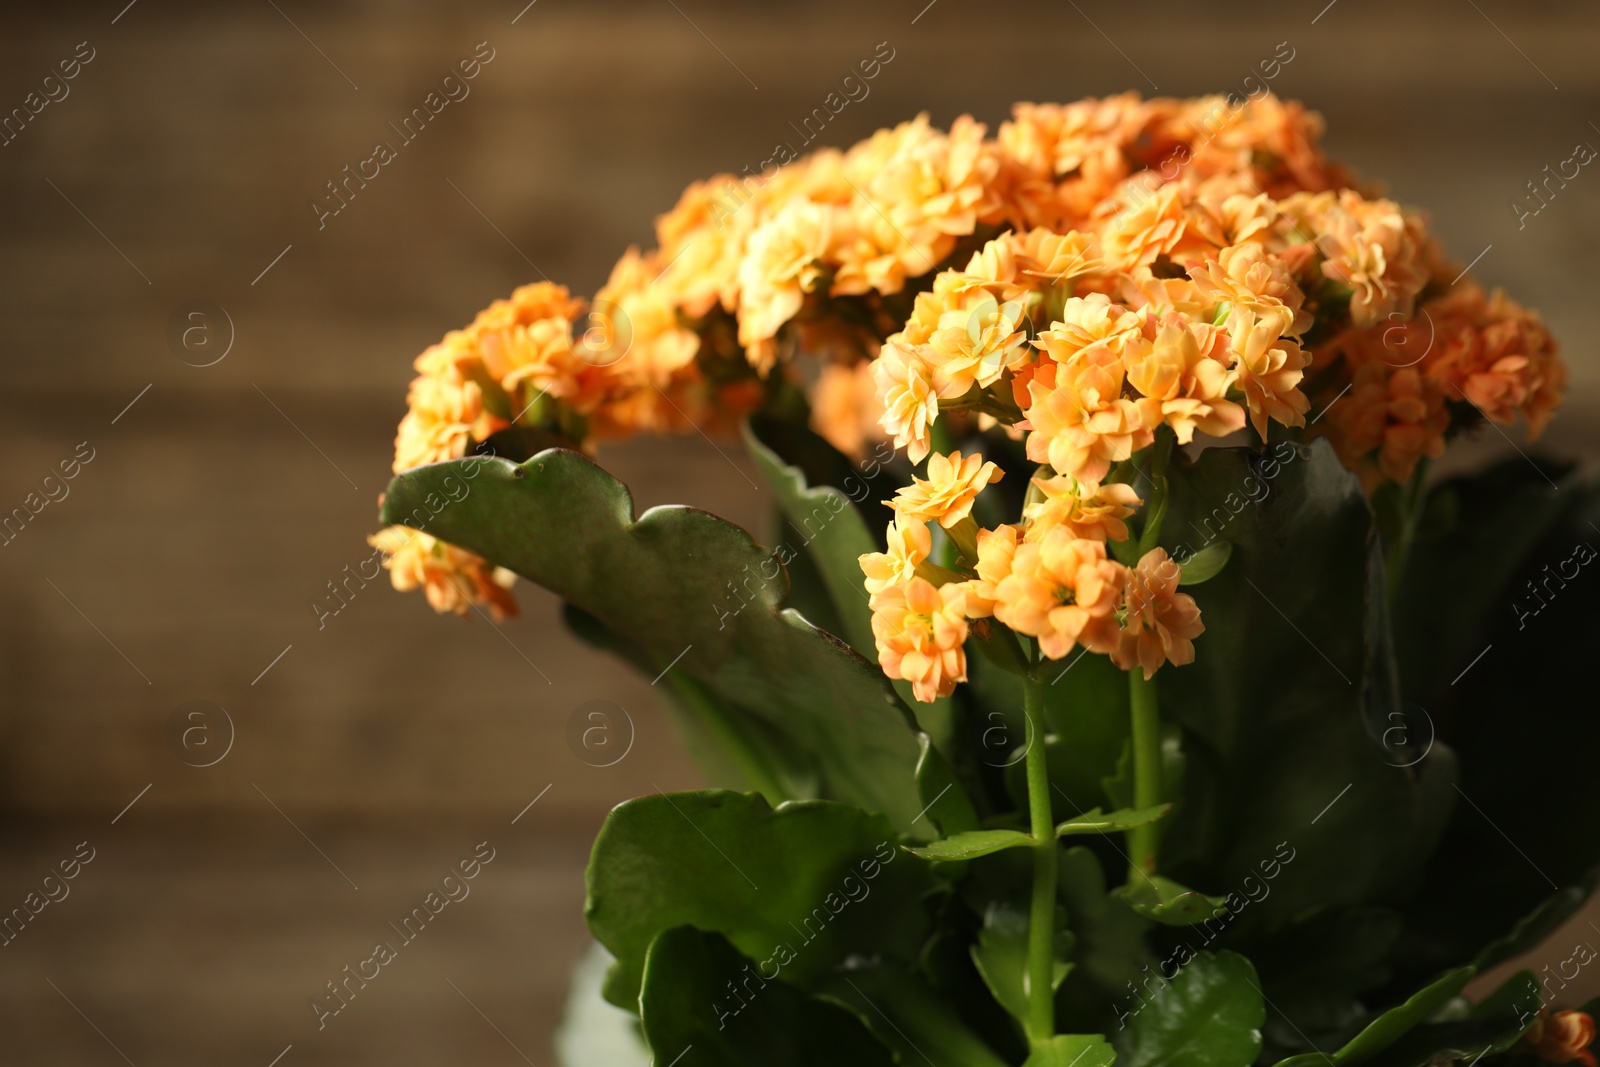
[1393,457,1585,701]
[1114,950,1266,1067]
[819,963,1012,1067]
[744,415,956,748]
[1157,440,1456,927]
[1056,846,1157,1034]
[1327,966,1473,1066]
[743,415,881,660]
[970,899,1073,1036]
[1395,475,1600,982]
[638,926,894,1067]
[563,603,816,803]
[381,451,926,830]
[1356,970,1541,1067]
[585,790,938,1008]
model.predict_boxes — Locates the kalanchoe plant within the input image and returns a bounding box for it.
[372,94,1598,1067]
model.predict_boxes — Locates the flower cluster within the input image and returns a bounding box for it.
[373,93,1565,632]
[860,452,1203,701]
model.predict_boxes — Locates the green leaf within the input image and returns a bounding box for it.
[1177,541,1232,585]
[1157,440,1456,926]
[1470,867,1600,973]
[1118,875,1228,927]
[1116,950,1266,1067]
[639,926,894,1067]
[1056,805,1172,838]
[914,733,981,837]
[563,603,816,803]
[820,963,1012,1067]
[1056,847,1157,1034]
[1328,966,1473,1066]
[971,900,1073,1036]
[905,829,1033,861]
[585,790,938,1007]
[742,415,880,660]
[380,451,927,831]
[1024,1034,1118,1067]
[1393,457,1584,699]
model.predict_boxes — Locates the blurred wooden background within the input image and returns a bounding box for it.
[1,1,1598,1063]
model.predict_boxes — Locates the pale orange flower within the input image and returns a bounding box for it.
[1323,361,1448,491]
[1025,354,1161,485]
[1226,305,1310,437]
[992,529,1125,660]
[1101,183,1188,271]
[392,355,498,474]
[963,523,1021,618]
[1126,314,1246,444]
[1113,548,1204,679]
[811,361,887,459]
[892,450,1004,529]
[369,527,517,621]
[1024,477,1142,543]
[870,576,971,703]
[872,341,940,463]
[1423,285,1566,437]
[1035,293,1146,368]
[925,294,1031,398]
[737,198,832,362]
[1189,243,1311,336]
[860,518,933,597]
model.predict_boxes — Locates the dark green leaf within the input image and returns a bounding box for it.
[639,926,894,1067]
[563,603,816,802]
[742,416,879,660]
[1178,541,1232,585]
[970,900,1073,1035]
[915,732,981,837]
[1157,440,1456,926]
[585,790,937,1007]
[1056,846,1157,1034]
[1330,967,1473,1065]
[906,829,1034,861]
[820,963,1012,1067]
[380,451,927,831]
[1118,875,1228,927]
[1116,950,1266,1067]
[1394,457,1584,700]
[1057,806,1172,838]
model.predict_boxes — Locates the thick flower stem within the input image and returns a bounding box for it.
[1022,671,1058,1047]
[1127,669,1163,879]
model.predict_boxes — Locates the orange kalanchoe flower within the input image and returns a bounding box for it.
[811,361,888,459]
[1024,476,1142,543]
[1323,361,1449,491]
[873,340,940,463]
[1025,351,1161,485]
[870,576,971,703]
[1113,548,1204,679]
[860,519,933,597]
[892,450,1004,529]
[992,529,1125,660]
[1526,1010,1597,1067]
[962,523,1022,619]
[1126,314,1246,444]
[368,527,517,622]
[1226,304,1311,437]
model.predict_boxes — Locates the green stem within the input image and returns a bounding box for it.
[1384,458,1431,601]
[1022,671,1057,1047]
[1127,670,1163,879]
